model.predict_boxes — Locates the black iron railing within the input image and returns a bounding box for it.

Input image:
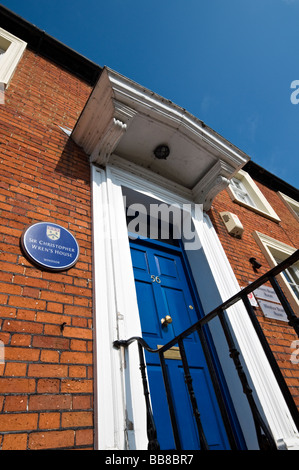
[114,250,299,450]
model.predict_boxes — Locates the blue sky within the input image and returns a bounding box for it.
[1,0,299,189]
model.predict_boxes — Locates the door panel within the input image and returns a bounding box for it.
[147,364,176,449]
[177,366,228,450]
[135,280,160,338]
[130,239,230,450]
[155,254,180,279]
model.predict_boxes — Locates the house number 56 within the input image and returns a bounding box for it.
[151,275,161,283]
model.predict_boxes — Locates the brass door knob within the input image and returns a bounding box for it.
[161,315,173,327]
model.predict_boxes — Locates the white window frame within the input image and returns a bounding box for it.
[278,192,299,223]
[253,232,299,315]
[228,170,280,222]
[230,176,257,207]
[91,158,299,450]
[0,28,27,87]
[276,262,299,302]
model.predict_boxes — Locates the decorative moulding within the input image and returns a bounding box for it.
[192,159,235,210]
[90,117,127,165]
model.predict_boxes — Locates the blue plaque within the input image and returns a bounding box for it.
[21,222,80,271]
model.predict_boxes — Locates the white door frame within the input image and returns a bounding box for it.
[91,159,299,450]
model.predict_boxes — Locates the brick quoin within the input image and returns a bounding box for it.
[209,179,299,410]
[0,48,94,450]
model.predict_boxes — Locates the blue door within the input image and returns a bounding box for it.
[130,238,231,450]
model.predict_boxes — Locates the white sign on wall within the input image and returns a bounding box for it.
[249,285,288,323]
[257,300,288,322]
[253,285,280,304]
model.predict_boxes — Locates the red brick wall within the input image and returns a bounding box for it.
[209,179,299,410]
[0,49,94,449]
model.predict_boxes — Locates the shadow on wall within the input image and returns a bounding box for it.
[54,129,90,185]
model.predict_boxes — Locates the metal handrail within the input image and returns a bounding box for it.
[114,249,299,450]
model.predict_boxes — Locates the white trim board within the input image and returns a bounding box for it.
[0,28,26,87]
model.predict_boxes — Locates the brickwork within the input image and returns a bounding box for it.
[209,179,299,409]
[0,49,94,449]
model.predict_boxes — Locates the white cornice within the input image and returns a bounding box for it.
[105,67,249,168]
[73,67,250,209]
[73,70,137,159]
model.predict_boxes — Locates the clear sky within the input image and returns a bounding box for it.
[1,0,299,189]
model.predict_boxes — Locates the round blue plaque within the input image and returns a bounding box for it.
[21,222,80,271]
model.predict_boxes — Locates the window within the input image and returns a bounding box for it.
[0,28,26,87]
[253,231,299,314]
[278,192,299,223]
[274,256,299,301]
[230,177,257,207]
[228,170,280,222]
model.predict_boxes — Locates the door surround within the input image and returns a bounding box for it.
[91,157,299,450]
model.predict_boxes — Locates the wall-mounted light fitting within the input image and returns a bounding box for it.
[154,144,170,160]
[249,257,262,273]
